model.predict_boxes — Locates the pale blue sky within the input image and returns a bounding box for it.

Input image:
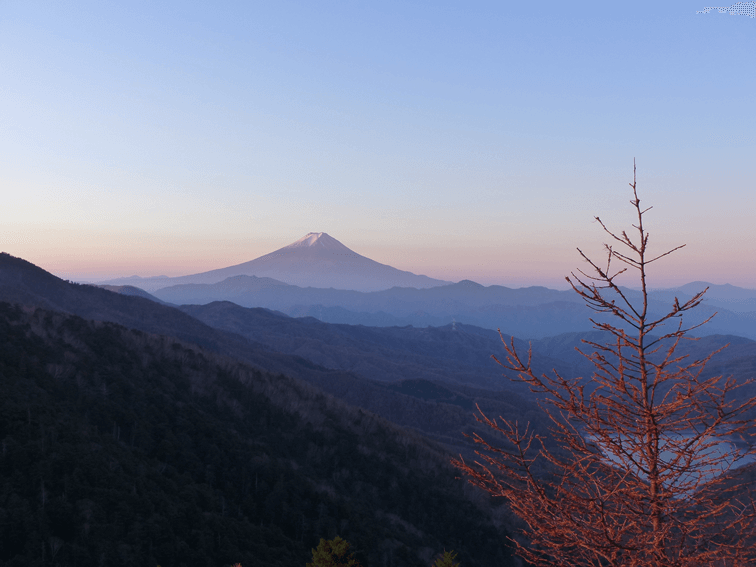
[1,1,754,288]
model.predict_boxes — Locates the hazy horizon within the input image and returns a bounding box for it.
[2,1,754,290]
[46,227,756,294]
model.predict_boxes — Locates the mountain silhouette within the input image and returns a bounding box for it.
[0,251,553,459]
[100,232,452,292]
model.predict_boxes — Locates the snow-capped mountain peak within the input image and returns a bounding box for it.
[285,232,350,251]
[97,232,453,292]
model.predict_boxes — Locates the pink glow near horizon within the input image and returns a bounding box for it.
[2,3,754,293]
[10,236,754,292]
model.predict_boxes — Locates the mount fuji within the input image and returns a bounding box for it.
[100,232,453,293]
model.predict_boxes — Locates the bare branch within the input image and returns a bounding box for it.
[455,165,756,567]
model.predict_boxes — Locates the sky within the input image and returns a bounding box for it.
[1,1,754,289]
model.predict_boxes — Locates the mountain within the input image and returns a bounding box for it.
[5,251,756,565]
[5,250,756,443]
[151,276,594,338]
[650,282,756,313]
[4,251,756,564]
[99,232,453,293]
[151,275,756,340]
[96,284,171,305]
[672,282,756,301]
[0,302,515,566]
[175,300,756,419]
[154,277,578,311]
[7,251,755,424]
[177,301,575,395]
[0,252,264,356]
[0,252,557,460]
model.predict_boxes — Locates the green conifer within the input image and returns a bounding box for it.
[307,536,362,567]
[432,550,460,567]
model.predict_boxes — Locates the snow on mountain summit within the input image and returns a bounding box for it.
[286,232,350,251]
[99,232,453,292]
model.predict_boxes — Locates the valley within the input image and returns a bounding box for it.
[2,237,755,566]
[6,5,754,564]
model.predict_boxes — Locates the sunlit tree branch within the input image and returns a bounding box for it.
[454,163,756,566]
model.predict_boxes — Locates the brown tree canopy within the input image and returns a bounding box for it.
[455,166,756,567]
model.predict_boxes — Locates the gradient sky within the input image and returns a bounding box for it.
[2,1,754,289]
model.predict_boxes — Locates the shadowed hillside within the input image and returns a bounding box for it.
[4,253,754,462]
[0,302,515,566]
[177,301,576,393]
[0,253,555,461]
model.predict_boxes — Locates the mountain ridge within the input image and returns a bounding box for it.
[0,251,553,459]
[148,273,756,340]
[96,232,453,293]
[0,301,515,566]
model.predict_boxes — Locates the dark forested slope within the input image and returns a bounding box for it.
[0,253,553,462]
[0,302,514,567]
[178,301,573,393]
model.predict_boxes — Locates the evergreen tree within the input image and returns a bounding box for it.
[432,550,460,567]
[306,536,362,567]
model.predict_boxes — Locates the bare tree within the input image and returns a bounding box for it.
[454,165,756,567]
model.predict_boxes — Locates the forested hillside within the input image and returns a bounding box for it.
[0,302,514,566]
[0,252,555,462]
